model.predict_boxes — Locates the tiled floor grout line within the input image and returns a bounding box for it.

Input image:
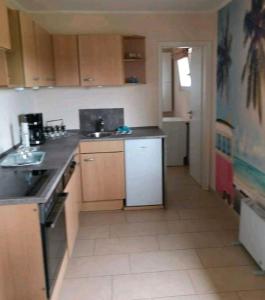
[194,248,207,269]
[155,235,161,251]
[110,275,114,300]
[64,263,265,281]
[65,266,210,280]
[92,238,97,255]
[128,253,133,273]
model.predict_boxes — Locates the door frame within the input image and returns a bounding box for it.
[158,41,214,190]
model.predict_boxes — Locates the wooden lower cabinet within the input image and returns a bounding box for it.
[80,141,125,211]
[65,152,81,257]
[0,204,46,300]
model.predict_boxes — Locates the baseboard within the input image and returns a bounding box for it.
[81,200,124,211]
[124,204,164,211]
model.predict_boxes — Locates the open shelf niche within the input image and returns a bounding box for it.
[123,35,146,84]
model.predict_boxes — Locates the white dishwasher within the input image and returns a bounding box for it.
[125,138,163,206]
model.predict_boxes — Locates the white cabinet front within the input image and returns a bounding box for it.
[125,138,163,206]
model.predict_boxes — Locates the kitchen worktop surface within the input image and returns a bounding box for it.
[0,127,165,205]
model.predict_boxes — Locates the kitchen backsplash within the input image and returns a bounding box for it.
[79,108,124,132]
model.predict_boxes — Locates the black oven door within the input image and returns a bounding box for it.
[42,192,68,298]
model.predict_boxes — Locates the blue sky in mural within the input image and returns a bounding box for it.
[217,0,265,193]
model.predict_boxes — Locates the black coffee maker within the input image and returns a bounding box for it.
[19,113,45,145]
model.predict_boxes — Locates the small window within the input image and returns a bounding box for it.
[177,57,191,87]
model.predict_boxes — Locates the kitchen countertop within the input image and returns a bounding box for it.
[0,127,166,206]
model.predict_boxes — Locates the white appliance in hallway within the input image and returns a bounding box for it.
[162,118,188,166]
[125,138,163,206]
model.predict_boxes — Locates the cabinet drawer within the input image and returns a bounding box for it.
[80,140,124,153]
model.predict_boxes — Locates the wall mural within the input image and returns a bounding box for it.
[216,0,265,208]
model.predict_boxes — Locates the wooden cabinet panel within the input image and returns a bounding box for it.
[65,152,81,256]
[7,10,54,88]
[79,34,124,86]
[0,0,11,49]
[81,152,125,202]
[35,24,54,86]
[80,140,124,154]
[19,12,39,87]
[6,10,25,87]
[0,50,9,86]
[0,204,46,300]
[53,35,80,86]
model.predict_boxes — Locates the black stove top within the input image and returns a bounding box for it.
[0,169,57,199]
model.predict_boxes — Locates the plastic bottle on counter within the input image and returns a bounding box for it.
[21,122,30,148]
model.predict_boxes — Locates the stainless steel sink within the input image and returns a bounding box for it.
[87,132,114,138]
[0,151,46,167]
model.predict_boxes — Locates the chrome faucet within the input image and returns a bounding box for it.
[96,117,105,132]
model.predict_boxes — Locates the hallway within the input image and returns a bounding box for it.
[59,167,265,300]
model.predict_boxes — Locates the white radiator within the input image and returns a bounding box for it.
[239,198,265,271]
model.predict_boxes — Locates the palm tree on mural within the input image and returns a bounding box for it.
[242,0,265,123]
[217,13,232,100]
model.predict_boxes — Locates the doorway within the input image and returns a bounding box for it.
[159,42,213,190]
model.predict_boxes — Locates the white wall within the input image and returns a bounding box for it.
[29,12,217,128]
[31,85,157,128]
[0,89,34,153]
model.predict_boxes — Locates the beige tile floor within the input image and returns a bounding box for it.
[59,167,265,300]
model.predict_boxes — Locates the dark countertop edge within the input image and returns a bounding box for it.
[0,145,79,206]
[0,143,20,160]
[78,127,166,141]
[38,145,79,202]
[80,134,166,142]
[0,127,165,206]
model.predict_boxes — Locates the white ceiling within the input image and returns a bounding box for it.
[9,0,231,12]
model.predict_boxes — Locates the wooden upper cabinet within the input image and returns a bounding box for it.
[53,35,80,86]
[0,51,9,86]
[6,10,39,87]
[0,0,11,50]
[35,23,54,86]
[19,12,39,86]
[78,34,124,86]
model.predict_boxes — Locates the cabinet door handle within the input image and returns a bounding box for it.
[33,77,40,81]
[84,158,94,162]
[83,78,95,82]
